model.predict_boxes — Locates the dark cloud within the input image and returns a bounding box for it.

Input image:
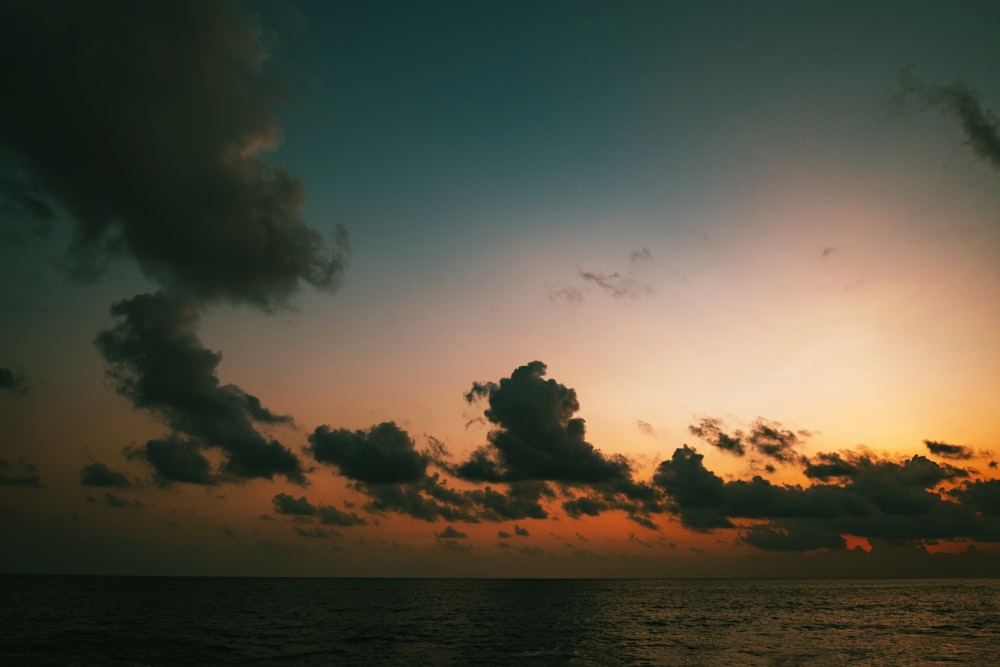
[0,367,29,395]
[950,480,1000,516]
[97,292,304,485]
[272,493,317,517]
[309,421,428,485]
[652,443,1000,549]
[924,439,974,460]
[468,481,550,521]
[293,527,337,539]
[819,246,839,260]
[0,457,41,487]
[436,525,468,540]
[0,0,347,307]
[497,530,512,539]
[271,492,366,526]
[514,524,530,537]
[636,420,655,436]
[80,462,132,488]
[895,67,1000,171]
[85,492,144,509]
[689,418,745,456]
[688,417,807,463]
[458,361,631,485]
[126,436,216,486]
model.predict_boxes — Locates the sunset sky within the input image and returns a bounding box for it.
[1,0,999,577]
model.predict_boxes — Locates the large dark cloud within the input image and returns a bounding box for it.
[0,0,347,307]
[98,292,305,484]
[80,462,132,489]
[895,67,1000,172]
[0,457,41,487]
[458,361,631,484]
[0,367,28,395]
[0,176,54,243]
[652,443,1000,548]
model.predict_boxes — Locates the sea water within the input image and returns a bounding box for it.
[1,576,997,665]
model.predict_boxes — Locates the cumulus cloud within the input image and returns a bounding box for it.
[651,442,1000,549]
[458,361,631,484]
[80,462,132,488]
[0,457,41,487]
[0,367,28,395]
[894,67,1000,171]
[99,292,305,485]
[0,0,347,306]
[308,421,428,484]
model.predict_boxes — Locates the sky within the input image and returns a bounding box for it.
[1,0,999,578]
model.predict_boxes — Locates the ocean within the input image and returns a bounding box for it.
[1,576,997,665]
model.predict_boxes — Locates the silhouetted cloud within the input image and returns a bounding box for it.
[459,361,631,484]
[688,417,807,463]
[80,462,132,488]
[0,0,347,306]
[309,421,428,484]
[950,480,1000,516]
[97,292,304,485]
[689,418,745,456]
[272,493,317,517]
[895,67,1000,171]
[652,442,1000,549]
[0,367,28,395]
[271,492,366,526]
[514,524,530,537]
[85,492,144,509]
[924,439,974,460]
[0,457,41,487]
[637,420,655,436]
[436,525,468,540]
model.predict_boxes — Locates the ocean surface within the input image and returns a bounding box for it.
[1,576,997,665]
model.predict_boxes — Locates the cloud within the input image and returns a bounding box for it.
[293,527,337,539]
[688,418,745,456]
[0,457,41,487]
[0,0,347,307]
[923,439,974,461]
[308,421,429,484]
[546,283,584,304]
[894,67,1000,171]
[0,367,28,395]
[80,462,132,488]
[271,492,366,527]
[85,492,144,509]
[579,270,651,299]
[272,493,318,517]
[98,292,305,485]
[458,361,631,484]
[514,524,530,537]
[688,417,807,463]
[0,177,54,244]
[652,443,1000,549]
[436,525,468,540]
[637,420,655,436]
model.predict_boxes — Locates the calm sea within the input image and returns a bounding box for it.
[1,576,997,665]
